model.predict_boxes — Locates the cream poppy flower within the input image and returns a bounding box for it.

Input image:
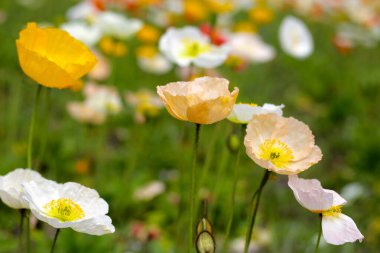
[0,168,44,209]
[288,175,364,245]
[67,83,122,125]
[22,180,115,235]
[159,26,230,68]
[157,76,239,124]
[279,16,313,59]
[137,53,172,75]
[228,32,276,63]
[227,103,284,124]
[244,114,322,175]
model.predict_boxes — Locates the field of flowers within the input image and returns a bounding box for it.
[0,0,380,253]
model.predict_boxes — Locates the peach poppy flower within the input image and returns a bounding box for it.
[157,76,239,124]
[288,175,364,245]
[244,113,322,175]
[16,23,97,89]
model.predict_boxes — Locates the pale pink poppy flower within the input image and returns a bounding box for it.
[244,113,322,175]
[288,175,364,245]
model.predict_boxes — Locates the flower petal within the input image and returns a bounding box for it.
[288,175,333,211]
[322,214,364,245]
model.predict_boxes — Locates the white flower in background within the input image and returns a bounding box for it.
[84,83,122,115]
[125,88,164,124]
[340,182,367,203]
[288,175,364,245]
[343,0,378,27]
[66,0,99,21]
[88,51,111,81]
[228,103,284,124]
[228,32,275,63]
[336,23,378,48]
[159,26,230,68]
[279,16,313,59]
[95,11,143,40]
[61,21,102,47]
[67,83,122,125]
[133,181,166,201]
[0,168,44,209]
[138,53,172,74]
[22,180,115,235]
[229,228,271,253]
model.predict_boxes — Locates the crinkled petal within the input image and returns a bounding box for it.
[288,175,333,211]
[73,215,115,235]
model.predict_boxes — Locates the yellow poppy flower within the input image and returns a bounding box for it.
[16,23,97,89]
[157,76,239,125]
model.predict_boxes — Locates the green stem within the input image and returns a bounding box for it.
[19,209,25,253]
[27,85,42,169]
[189,123,201,252]
[25,210,30,253]
[244,170,270,253]
[222,125,245,252]
[314,214,323,253]
[50,229,60,253]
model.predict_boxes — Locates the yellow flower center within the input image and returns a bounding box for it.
[322,205,342,216]
[44,198,85,222]
[258,139,294,168]
[181,39,211,58]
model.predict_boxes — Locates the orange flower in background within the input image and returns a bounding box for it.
[137,24,161,43]
[249,6,274,24]
[16,23,97,89]
[157,76,239,124]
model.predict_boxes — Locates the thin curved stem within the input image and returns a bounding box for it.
[50,229,60,253]
[189,123,201,252]
[244,170,270,253]
[314,214,323,253]
[27,85,42,169]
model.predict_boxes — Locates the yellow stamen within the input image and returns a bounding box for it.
[44,198,85,222]
[258,139,294,168]
[180,39,211,58]
[322,205,342,216]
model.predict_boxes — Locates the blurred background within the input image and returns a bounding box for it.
[0,0,379,252]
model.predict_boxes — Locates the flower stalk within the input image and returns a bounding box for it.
[27,85,42,169]
[190,123,201,252]
[244,170,270,253]
[50,229,60,253]
[314,214,323,253]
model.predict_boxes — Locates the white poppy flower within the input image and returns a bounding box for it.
[0,168,44,209]
[288,175,364,245]
[61,21,102,47]
[66,1,99,21]
[137,53,172,74]
[133,181,166,201]
[159,26,230,68]
[22,180,115,235]
[228,32,275,63]
[94,11,143,40]
[67,83,122,125]
[279,16,313,59]
[227,103,284,124]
